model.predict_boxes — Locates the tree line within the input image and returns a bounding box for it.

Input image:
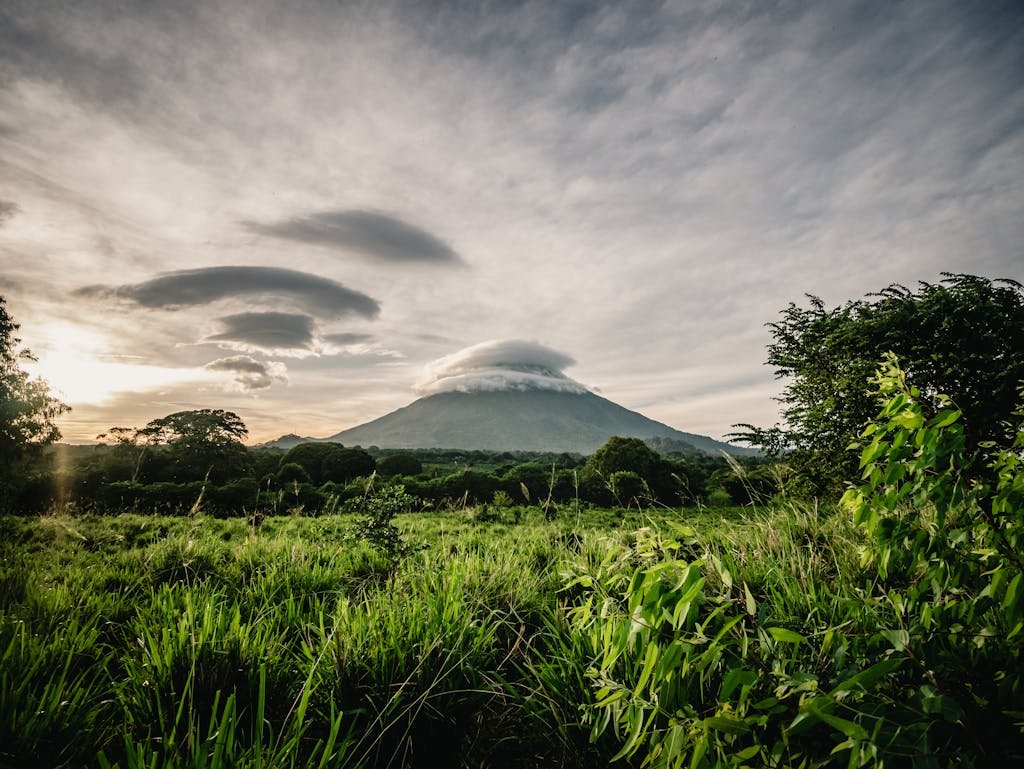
[2,272,1023,514]
[19,428,770,516]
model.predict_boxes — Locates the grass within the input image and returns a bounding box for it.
[0,500,1014,767]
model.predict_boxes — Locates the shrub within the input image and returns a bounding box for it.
[346,484,424,571]
[376,453,423,477]
[276,462,311,484]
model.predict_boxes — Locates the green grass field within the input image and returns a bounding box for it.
[1,501,1020,768]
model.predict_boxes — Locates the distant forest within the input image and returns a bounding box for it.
[19,429,771,517]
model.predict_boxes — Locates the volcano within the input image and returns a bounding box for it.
[317,388,753,456]
[266,340,756,455]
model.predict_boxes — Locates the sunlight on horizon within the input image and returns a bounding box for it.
[26,322,213,406]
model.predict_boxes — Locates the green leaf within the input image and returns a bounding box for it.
[830,658,902,696]
[801,698,868,741]
[735,745,760,761]
[720,668,757,701]
[1003,572,1022,610]
[704,715,749,734]
[767,626,807,644]
[881,628,909,652]
[930,409,961,428]
[743,582,757,616]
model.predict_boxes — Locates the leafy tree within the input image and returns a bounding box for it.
[137,409,248,483]
[584,436,677,502]
[95,425,158,483]
[732,274,1024,495]
[346,484,424,573]
[319,446,375,483]
[280,442,335,482]
[281,442,375,484]
[0,297,69,510]
[276,462,311,484]
[608,470,647,507]
[376,453,423,477]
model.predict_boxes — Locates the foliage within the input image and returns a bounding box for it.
[584,436,677,503]
[841,353,1024,744]
[564,356,1024,768]
[277,461,311,484]
[375,453,423,477]
[320,446,376,484]
[0,297,69,510]
[278,442,371,484]
[346,484,425,569]
[102,409,250,484]
[607,470,647,507]
[732,273,1024,495]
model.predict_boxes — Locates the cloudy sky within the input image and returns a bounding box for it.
[1,0,1021,444]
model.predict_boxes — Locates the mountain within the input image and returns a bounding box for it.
[258,433,322,450]
[310,389,755,456]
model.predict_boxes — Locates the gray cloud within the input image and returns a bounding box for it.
[416,339,590,395]
[78,266,380,319]
[205,355,287,391]
[323,332,374,346]
[207,311,316,354]
[0,200,19,226]
[245,210,460,264]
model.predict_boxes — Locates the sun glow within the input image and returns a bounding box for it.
[26,323,211,405]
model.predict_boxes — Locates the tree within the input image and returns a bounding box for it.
[138,409,248,482]
[0,297,69,509]
[376,453,423,478]
[584,436,678,503]
[319,446,375,484]
[732,274,1024,495]
[95,425,157,483]
[279,442,375,484]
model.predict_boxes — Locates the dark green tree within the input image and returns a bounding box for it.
[732,274,1024,495]
[0,297,69,510]
[276,462,311,484]
[584,436,677,503]
[376,453,423,478]
[139,409,248,483]
[319,446,375,483]
[280,442,375,484]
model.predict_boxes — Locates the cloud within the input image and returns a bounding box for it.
[203,314,386,358]
[206,311,316,354]
[245,209,461,264]
[415,339,590,395]
[77,266,380,319]
[205,355,287,391]
[323,332,374,346]
[0,200,19,226]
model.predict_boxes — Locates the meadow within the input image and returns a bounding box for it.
[3,350,1023,768]
[3,490,1019,768]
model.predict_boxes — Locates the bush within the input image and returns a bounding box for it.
[276,462,311,484]
[376,454,423,477]
[346,484,424,570]
[608,470,646,507]
[567,355,1024,767]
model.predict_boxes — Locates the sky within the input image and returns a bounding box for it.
[1,0,1022,445]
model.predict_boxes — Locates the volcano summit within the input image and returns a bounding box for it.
[277,340,754,456]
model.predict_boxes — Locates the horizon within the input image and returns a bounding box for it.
[2,1,1022,444]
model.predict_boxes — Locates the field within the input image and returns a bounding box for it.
[4,496,1019,769]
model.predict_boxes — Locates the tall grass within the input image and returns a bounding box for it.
[1,495,1016,767]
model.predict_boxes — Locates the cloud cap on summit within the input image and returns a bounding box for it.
[416,339,590,396]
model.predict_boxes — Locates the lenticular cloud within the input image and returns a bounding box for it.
[415,339,590,395]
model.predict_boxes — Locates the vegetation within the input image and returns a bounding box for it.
[12,433,765,517]
[0,297,69,512]
[4,365,1022,767]
[733,273,1024,495]
[3,275,1023,767]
